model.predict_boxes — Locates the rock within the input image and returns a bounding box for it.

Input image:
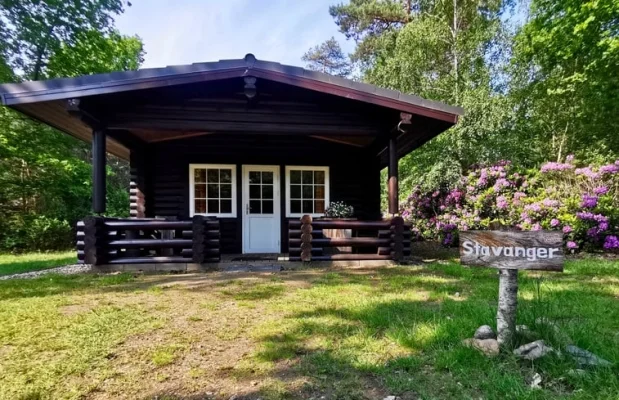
[383,396,399,400]
[516,324,537,341]
[474,325,497,340]
[565,345,612,367]
[513,340,555,360]
[462,338,500,357]
[529,373,542,389]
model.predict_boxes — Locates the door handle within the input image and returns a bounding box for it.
[246,203,249,214]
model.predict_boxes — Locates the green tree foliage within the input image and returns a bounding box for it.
[0,1,143,251]
[320,0,619,200]
[328,0,516,193]
[511,0,619,162]
[301,37,352,77]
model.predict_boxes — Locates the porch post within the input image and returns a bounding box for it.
[92,128,107,214]
[388,136,399,214]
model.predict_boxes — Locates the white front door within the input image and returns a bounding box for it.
[242,165,281,253]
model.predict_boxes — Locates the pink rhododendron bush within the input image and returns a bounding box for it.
[401,157,619,252]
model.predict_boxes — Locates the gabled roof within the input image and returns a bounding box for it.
[0,54,463,123]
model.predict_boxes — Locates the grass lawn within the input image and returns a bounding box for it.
[0,251,77,276]
[0,259,617,399]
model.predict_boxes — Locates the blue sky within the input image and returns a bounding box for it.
[115,0,354,69]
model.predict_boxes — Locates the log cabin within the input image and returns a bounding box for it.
[0,54,463,270]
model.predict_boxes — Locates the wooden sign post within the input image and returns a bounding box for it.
[459,231,564,346]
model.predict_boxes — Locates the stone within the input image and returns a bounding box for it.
[529,373,542,389]
[516,324,538,341]
[565,345,612,367]
[462,338,500,357]
[513,340,555,360]
[474,325,497,340]
[383,396,399,400]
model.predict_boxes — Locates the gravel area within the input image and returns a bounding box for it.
[0,264,93,280]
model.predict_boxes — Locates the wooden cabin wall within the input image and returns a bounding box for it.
[132,134,382,253]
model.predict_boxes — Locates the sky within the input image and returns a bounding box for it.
[115,0,355,69]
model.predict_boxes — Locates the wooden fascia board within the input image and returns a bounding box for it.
[3,67,461,124]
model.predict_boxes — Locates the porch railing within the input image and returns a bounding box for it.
[288,215,411,262]
[77,216,220,265]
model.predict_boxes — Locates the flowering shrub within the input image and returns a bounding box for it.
[400,157,619,251]
[324,201,354,218]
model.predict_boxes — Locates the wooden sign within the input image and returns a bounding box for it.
[459,231,564,271]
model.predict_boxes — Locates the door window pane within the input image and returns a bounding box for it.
[262,185,273,199]
[249,200,261,214]
[249,171,261,184]
[262,200,274,214]
[262,171,273,184]
[249,184,261,199]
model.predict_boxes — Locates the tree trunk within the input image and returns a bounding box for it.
[496,269,518,346]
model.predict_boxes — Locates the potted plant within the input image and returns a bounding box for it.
[322,201,355,254]
[324,201,355,219]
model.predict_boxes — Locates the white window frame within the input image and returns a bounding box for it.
[189,164,237,218]
[285,166,330,218]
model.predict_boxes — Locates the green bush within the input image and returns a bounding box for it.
[0,215,73,253]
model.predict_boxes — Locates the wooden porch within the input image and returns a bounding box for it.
[77,216,412,269]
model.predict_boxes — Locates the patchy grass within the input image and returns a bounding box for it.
[0,251,77,276]
[0,259,617,399]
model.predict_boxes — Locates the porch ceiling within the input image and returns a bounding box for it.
[0,54,463,161]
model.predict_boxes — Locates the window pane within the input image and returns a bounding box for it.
[290,170,301,184]
[207,199,219,214]
[220,183,232,199]
[207,169,219,183]
[302,170,313,184]
[315,200,325,213]
[220,199,232,214]
[314,170,325,184]
[262,171,273,184]
[207,184,219,198]
[195,199,206,213]
[290,200,301,214]
[250,200,261,214]
[194,169,206,183]
[194,184,206,198]
[314,185,325,199]
[249,171,261,184]
[302,185,313,199]
[290,184,301,198]
[220,169,232,183]
[249,184,261,199]
[302,200,314,213]
[262,200,273,214]
[262,185,273,199]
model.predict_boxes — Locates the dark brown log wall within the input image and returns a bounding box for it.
[138,133,381,253]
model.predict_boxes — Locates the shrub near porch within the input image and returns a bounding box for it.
[401,157,619,252]
[0,259,617,399]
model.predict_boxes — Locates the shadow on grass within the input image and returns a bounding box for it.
[0,252,77,276]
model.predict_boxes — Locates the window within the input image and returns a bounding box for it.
[190,164,236,217]
[285,166,329,217]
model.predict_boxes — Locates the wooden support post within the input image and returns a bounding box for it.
[83,216,107,265]
[192,215,207,263]
[388,136,399,214]
[300,215,313,262]
[497,269,519,346]
[391,216,404,262]
[92,129,107,214]
[129,149,147,218]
